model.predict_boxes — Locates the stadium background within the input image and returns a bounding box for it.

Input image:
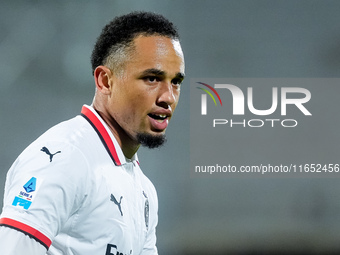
[1,1,340,254]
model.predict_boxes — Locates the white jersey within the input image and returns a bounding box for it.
[0,105,158,255]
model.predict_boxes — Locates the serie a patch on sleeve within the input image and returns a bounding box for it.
[11,177,43,210]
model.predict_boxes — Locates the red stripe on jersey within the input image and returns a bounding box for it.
[0,217,52,249]
[81,106,121,166]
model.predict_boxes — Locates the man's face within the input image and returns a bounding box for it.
[106,35,185,147]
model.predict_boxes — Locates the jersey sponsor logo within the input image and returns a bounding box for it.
[12,177,43,210]
[143,191,149,230]
[41,146,61,162]
[110,194,123,216]
[105,244,132,255]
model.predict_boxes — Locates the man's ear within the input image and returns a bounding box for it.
[94,66,113,95]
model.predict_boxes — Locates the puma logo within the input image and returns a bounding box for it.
[110,194,123,216]
[41,147,61,162]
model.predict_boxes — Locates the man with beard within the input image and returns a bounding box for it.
[0,11,185,255]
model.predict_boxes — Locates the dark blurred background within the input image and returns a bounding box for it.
[1,1,340,254]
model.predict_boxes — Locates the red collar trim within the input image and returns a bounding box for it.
[81,106,121,166]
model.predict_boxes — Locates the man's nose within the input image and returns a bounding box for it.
[157,81,177,107]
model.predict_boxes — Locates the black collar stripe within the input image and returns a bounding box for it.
[81,106,121,166]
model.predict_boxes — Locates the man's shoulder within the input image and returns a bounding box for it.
[39,115,89,144]
[12,115,98,173]
[33,115,101,155]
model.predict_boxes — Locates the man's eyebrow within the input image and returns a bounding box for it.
[139,69,185,80]
[175,72,185,80]
[140,68,166,76]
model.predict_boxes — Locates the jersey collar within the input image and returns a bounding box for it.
[81,105,137,166]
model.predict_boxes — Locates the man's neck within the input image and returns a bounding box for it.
[92,102,140,159]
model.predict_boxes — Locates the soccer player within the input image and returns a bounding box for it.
[0,11,185,254]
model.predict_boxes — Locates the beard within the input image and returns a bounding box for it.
[137,133,167,149]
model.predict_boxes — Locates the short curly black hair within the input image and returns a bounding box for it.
[91,11,180,75]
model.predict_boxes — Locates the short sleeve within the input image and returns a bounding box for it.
[0,225,47,255]
[0,140,90,249]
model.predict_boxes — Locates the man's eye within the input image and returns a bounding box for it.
[145,76,159,83]
[172,78,182,86]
